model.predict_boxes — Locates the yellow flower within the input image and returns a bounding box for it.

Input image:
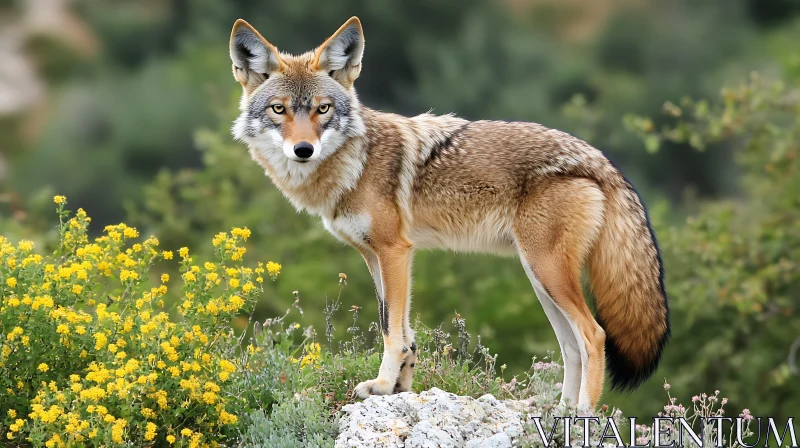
[212,232,227,247]
[218,359,237,381]
[219,410,238,424]
[202,391,217,404]
[231,247,247,261]
[229,278,240,288]
[163,250,174,259]
[119,269,139,283]
[141,407,156,419]
[111,420,126,443]
[45,434,62,447]
[161,273,170,283]
[7,409,16,418]
[205,301,219,315]
[94,333,107,350]
[181,428,193,437]
[242,282,255,293]
[9,421,23,433]
[38,363,49,372]
[228,295,245,310]
[6,277,17,288]
[231,227,251,240]
[71,284,83,294]
[167,435,176,444]
[123,227,139,238]
[53,195,66,205]
[266,261,282,276]
[145,422,157,440]
[298,343,322,369]
[6,326,22,341]
[179,247,189,259]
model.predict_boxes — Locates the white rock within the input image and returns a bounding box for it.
[335,388,531,448]
[481,433,512,448]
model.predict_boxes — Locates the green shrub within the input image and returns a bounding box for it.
[0,198,278,446]
[622,73,800,417]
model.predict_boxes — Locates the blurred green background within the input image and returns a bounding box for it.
[1,0,799,420]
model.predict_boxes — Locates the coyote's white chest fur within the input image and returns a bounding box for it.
[322,213,371,247]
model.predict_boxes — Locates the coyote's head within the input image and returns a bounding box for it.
[230,17,366,173]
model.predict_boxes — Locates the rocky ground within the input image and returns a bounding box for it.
[335,388,538,448]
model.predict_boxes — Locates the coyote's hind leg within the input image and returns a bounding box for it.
[514,178,607,409]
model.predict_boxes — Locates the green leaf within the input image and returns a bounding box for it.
[644,134,661,153]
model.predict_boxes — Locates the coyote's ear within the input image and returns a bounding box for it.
[230,19,284,92]
[314,17,364,88]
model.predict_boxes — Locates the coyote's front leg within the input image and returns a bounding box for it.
[353,243,415,398]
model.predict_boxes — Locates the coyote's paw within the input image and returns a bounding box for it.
[353,377,394,399]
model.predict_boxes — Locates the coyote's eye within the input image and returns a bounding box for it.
[270,104,285,114]
[318,104,330,114]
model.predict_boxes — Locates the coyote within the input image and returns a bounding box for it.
[229,17,669,409]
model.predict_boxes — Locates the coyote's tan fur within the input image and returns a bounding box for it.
[229,17,670,409]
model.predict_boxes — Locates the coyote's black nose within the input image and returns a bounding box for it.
[293,142,314,159]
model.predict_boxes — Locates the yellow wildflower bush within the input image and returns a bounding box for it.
[0,197,280,447]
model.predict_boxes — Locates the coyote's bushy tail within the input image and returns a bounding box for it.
[588,176,670,391]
